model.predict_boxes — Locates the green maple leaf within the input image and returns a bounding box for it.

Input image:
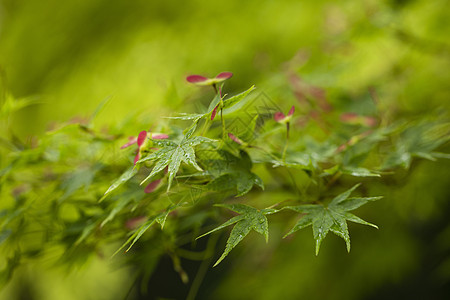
[166,85,255,122]
[284,184,381,255]
[221,85,256,110]
[139,124,216,191]
[205,150,264,196]
[113,204,179,256]
[197,204,277,266]
[382,121,450,169]
[100,165,140,202]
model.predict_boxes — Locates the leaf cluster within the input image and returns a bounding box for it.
[0,73,448,289]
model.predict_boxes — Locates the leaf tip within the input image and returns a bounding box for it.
[315,240,322,256]
[212,256,225,267]
[98,195,107,203]
[353,183,362,189]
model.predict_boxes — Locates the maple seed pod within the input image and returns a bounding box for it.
[186,72,233,86]
[274,105,295,124]
[134,131,148,164]
[125,216,147,230]
[120,136,138,149]
[288,105,295,116]
[211,106,218,121]
[228,133,243,145]
[151,133,169,139]
[274,112,286,122]
[215,72,233,80]
[340,113,377,127]
[144,179,161,193]
[120,131,169,165]
[186,75,208,84]
[137,131,147,147]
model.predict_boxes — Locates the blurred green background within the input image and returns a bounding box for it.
[1,0,449,299]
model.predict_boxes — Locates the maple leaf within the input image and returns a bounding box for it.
[167,85,256,122]
[382,121,450,169]
[205,150,264,197]
[284,184,381,255]
[139,124,217,191]
[100,165,140,202]
[197,204,278,266]
[113,204,179,256]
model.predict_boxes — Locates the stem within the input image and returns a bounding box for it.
[282,122,290,163]
[201,118,210,136]
[220,107,226,140]
[326,171,342,188]
[286,168,300,196]
[286,122,290,140]
[170,252,189,284]
[186,234,219,300]
[251,145,281,162]
[122,272,141,300]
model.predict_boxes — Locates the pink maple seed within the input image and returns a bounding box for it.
[121,137,138,149]
[137,131,148,147]
[288,105,295,117]
[186,75,208,83]
[134,153,141,165]
[215,72,233,80]
[125,216,147,230]
[144,179,161,193]
[228,133,243,145]
[211,105,218,121]
[274,112,286,122]
[340,113,359,123]
[364,117,377,127]
[340,113,377,127]
[151,133,169,139]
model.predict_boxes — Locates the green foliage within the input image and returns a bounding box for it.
[205,150,264,197]
[222,85,256,111]
[139,124,217,191]
[382,121,450,169]
[197,204,278,266]
[0,94,41,120]
[0,73,448,292]
[284,184,382,255]
[101,166,139,201]
[1,0,449,298]
[113,203,179,255]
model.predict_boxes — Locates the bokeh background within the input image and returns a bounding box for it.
[1,0,449,299]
